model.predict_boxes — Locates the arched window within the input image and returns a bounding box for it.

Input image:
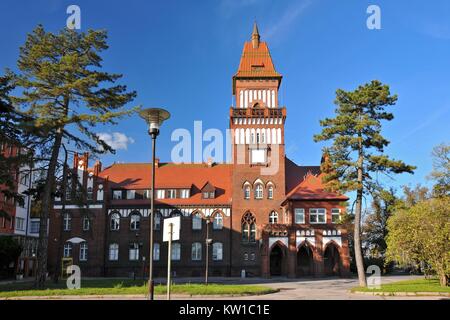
[244,185,251,199]
[269,211,279,224]
[267,185,274,199]
[213,213,223,230]
[110,212,120,231]
[79,242,88,261]
[171,243,181,261]
[109,243,119,261]
[213,242,223,261]
[63,242,72,257]
[154,211,161,230]
[192,213,202,230]
[241,212,256,243]
[82,216,90,231]
[191,242,202,261]
[255,184,263,199]
[153,243,160,261]
[130,212,141,230]
[256,133,260,143]
[63,213,71,231]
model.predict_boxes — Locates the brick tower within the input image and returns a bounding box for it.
[230,23,287,277]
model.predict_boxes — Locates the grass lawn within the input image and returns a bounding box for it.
[0,279,278,298]
[351,278,450,293]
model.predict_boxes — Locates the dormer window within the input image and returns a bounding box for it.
[201,182,216,199]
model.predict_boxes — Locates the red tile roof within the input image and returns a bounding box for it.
[234,42,282,79]
[284,158,349,202]
[98,162,232,205]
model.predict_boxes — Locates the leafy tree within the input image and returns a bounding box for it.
[314,80,416,286]
[401,184,430,208]
[362,187,399,272]
[0,237,23,278]
[386,197,450,286]
[428,143,450,197]
[11,25,137,287]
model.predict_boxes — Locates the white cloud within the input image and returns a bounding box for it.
[97,132,135,151]
[265,0,312,41]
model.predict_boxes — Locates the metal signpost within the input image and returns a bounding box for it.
[163,216,180,300]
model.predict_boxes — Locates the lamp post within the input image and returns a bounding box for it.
[205,218,212,285]
[139,107,170,300]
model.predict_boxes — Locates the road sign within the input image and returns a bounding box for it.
[163,216,180,242]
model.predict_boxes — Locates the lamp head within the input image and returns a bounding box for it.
[139,107,170,137]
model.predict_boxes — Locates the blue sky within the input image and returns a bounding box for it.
[1,0,449,194]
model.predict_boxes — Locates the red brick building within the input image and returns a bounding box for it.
[48,24,350,278]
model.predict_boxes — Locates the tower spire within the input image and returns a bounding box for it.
[251,21,260,49]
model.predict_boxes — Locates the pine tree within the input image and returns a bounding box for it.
[11,25,137,287]
[314,80,415,286]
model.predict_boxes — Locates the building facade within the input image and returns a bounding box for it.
[48,24,351,279]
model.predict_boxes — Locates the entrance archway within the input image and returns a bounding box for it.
[270,245,283,276]
[324,243,340,276]
[297,244,314,277]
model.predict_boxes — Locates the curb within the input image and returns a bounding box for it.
[352,291,450,297]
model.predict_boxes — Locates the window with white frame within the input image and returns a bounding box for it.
[154,212,161,230]
[63,242,72,257]
[192,213,202,230]
[63,213,71,231]
[244,185,250,199]
[79,242,88,261]
[191,242,202,261]
[109,243,119,261]
[129,243,139,261]
[156,189,165,199]
[126,190,136,200]
[15,217,25,231]
[153,243,160,261]
[212,242,223,261]
[269,211,278,224]
[294,208,305,224]
[113,190,122,200]
[309,208,326,223]
[213,213,223,230]
[332,208,341,223]
[30,220,39,233]
[180,189,190,198]
[255,184,263,199]
[82,216,90,231]
[166,189,176,199]
[130,213,141,230]
[268,185,274,199]
[171,243,181,261]
[110,213,120,230]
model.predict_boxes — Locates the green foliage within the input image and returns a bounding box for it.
[0,237,23,271]
[386,197,450,286]
[428,143,450,198]
[314,80,416,194]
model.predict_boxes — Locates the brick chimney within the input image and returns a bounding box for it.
[154,158,160,168]
[93,160,102,176]
[207,157,214,168]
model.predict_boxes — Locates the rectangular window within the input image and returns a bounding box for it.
[87,188,93,201]
[109,244,119,261]
[15,217,25,231]
[209,191,215,199]
[126,190,136,200]
[166,189,176,199]
[171,243,181,261]
[212,243,223,261]
[332,208,341,223]
[180,189,190,198]
[309,208,326,224]
[129,243,139,261]
[113,190,122,200]
[294,208,305,224]
[191,243,202,261]
[82,217,90,231]
[30,220,39,234]
[202,192,209,199]
[156,189,165,199]
[153,243,160,261]
[79,243,88,261]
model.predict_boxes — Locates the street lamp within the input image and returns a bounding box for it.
[139,107,170,300]
[205,218,213,285]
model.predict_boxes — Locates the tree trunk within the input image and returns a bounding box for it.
[354,144,367,287]
[440,274,449,287]
[35,127,64,288]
